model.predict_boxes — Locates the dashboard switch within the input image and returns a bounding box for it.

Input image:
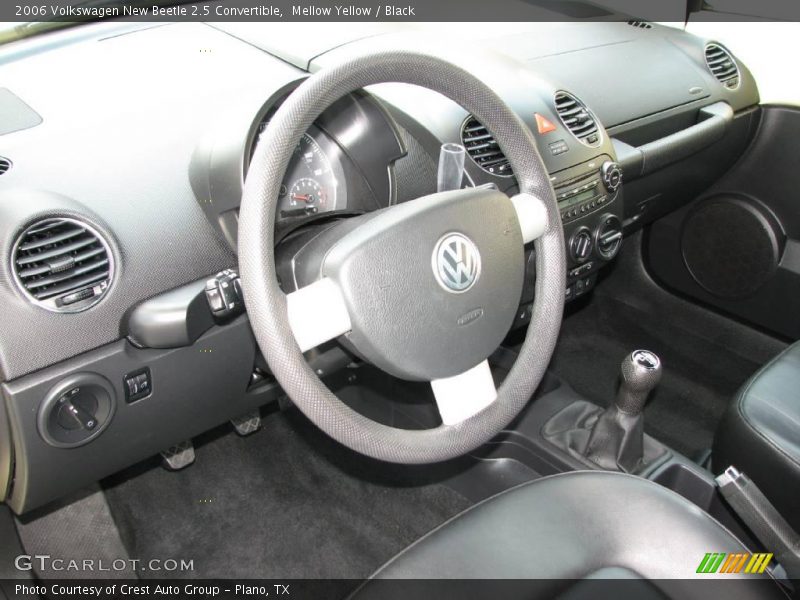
[205,268,244,320]
[61,398,97,430]
[206,285,224,312]
[548,139,569,155]
[535,113,557,134]
[124,367,152,403]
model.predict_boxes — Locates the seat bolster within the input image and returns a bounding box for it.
[354,471,782,600]
[713,342,800,531]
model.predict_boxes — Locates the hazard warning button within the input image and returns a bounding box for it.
[535,113,557,134]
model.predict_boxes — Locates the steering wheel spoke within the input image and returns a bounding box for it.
[431,360,497,426]
[511,193,548,244]
[286,278,352,352]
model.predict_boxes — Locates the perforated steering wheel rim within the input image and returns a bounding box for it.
[238,49,565,464]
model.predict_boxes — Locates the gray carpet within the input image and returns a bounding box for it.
[550,295,749,457]
[14,486,134,579]
[103,409,470,580]
[547,231,787,459]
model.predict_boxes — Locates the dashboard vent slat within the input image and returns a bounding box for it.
[11,217,114,311]
[32,270,110,300]
[15,236,97,266]
[461,117,513,177]
[18,225,85,251]
[24,257,109,290]
[627,20,652,29]
[554,91,601,148]
[0,157,11,175]
[704,43,740,89]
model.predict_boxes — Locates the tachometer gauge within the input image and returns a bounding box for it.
[277,132,340,220]
[288,178,326,210]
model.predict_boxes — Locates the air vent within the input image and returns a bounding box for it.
[461,117,513,177]
[704,43,740,89]
[12,217,114,312]
[0,157,11,175]
[554,91,601,148]
[627,20,652,29]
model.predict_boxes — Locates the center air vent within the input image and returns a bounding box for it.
[12,217,114,312]
[627,20,652,29]
[704,43,740,89]
[554,91,601,148]
[461,117,513,177]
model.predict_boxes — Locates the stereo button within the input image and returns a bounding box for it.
[601,161,623,193]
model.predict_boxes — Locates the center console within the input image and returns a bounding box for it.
[514,153,624,327]
[553,154,624,301]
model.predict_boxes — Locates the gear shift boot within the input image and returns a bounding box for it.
[585,350,662,471]
[542,350,667,473]
[542,401,668,473]
[584,407,645,472]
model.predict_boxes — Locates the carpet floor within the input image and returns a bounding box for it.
[103,408,470,581]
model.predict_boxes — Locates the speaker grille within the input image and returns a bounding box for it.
[681,198,780,299]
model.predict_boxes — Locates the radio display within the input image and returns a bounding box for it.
[560,185,598,206]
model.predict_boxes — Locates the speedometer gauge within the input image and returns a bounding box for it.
[277,133,340,221]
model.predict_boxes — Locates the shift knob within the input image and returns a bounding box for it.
[616,350,662,415]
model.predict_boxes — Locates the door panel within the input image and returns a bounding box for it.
[647,106,800,340]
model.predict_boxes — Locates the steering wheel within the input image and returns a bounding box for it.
[238,49,565,464]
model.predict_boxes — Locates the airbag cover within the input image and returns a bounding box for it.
[322,188,523,380]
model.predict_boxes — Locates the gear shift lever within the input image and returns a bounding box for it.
[616,350,662,415]
[584,350,662,472]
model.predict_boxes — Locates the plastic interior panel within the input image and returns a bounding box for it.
[0,400,11,503]
[646,106,800,338]
[1,316,270,514]
[0,23,296,381]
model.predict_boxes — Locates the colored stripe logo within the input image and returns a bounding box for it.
[696,552,773,574]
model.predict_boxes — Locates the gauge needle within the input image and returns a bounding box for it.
[292,194,311,202]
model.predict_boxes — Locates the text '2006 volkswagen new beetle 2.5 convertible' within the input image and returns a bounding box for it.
[0,4,799,599]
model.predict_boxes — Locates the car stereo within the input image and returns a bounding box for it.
[556,158,622,224]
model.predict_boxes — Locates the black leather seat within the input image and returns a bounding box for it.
[354,471,782,599]
[713,341,800,532]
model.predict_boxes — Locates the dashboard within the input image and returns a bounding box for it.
[0,20,760,513]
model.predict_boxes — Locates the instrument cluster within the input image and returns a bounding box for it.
[251,122,348,224]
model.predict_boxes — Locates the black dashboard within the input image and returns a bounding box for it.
[0,20,761,513]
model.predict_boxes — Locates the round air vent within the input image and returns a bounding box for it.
[461,116,513,177]
[11,217,114,312]
[554,91,601,148]
[0,157,11,175]
[704,43,740,90]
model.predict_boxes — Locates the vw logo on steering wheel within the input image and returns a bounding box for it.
[432,233,482,293]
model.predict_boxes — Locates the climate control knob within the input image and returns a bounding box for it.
[570,227,593,263]
[595,214,623,260]
[601,161,623,193]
